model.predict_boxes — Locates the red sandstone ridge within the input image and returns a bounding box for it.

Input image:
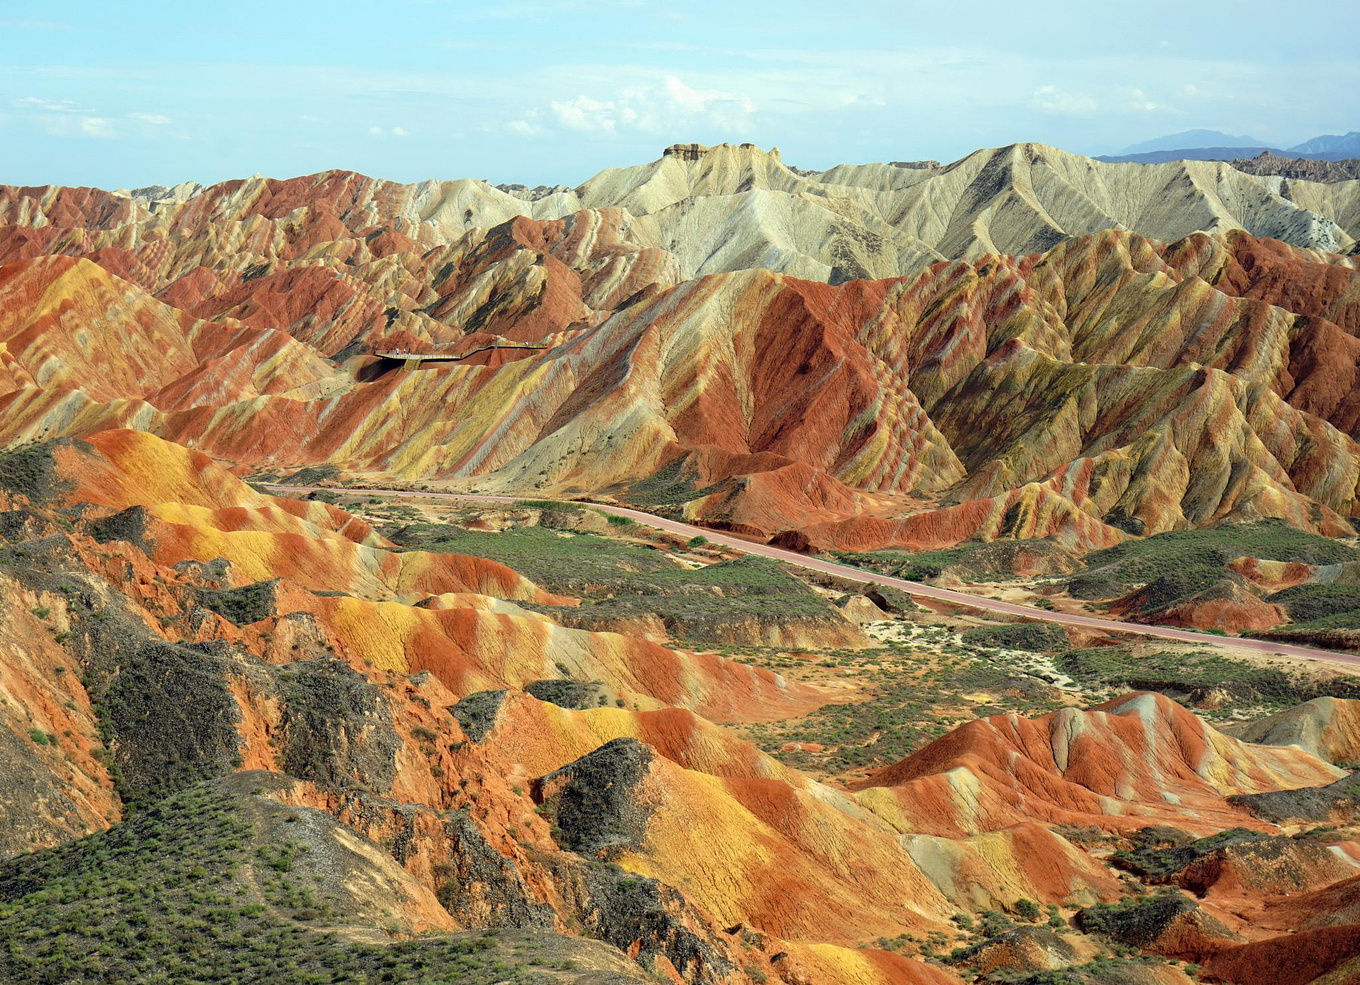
[1,174,1359,555]
[848,692,1343,837]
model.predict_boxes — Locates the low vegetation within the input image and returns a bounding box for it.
[0,442,73,504]
[620,458,724,508]
[194,580,279,627]
[0,783,622,984]
[1055,646,1359,717]
[386,519,838,636]
[746,626,1068,777]
[960,622,1068,652]
[836,523,1360,636]
[1266,583,1360,627]
[834,545,978,581]
[1076,520,1355,593]
[388,520,675,588]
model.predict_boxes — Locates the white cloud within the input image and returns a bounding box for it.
[79,117,115,138]
[1125,88,1161,112]
[129,112,171,125]
[37,114,117,138]
[13,96,93,113]
[547,75,755,136]
[366,125,409,138]
[503,119,546,137]
[664,76,707,113]
[551,94,618,133]
[1029,85,1098,116]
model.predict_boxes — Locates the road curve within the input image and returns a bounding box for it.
[269,484,1360,670]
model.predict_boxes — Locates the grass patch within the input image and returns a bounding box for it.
[282,464,339,487]
[1075,891,1190,939]
[835,538,1078,583]
[514,499,583,512]
[194,580,278,627]
[622,458,724,508]
[1109,828,1258,880]
[390,522,674,587]
[389,522,838,635]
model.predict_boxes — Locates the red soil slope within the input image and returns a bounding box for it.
[1,178,1358,554]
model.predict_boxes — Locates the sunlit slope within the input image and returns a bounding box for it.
[1,161,1359,554]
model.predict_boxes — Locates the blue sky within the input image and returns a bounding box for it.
[0,0,1355,189]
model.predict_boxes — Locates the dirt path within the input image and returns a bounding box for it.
[269,485,1360,670]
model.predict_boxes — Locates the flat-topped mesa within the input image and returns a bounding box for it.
[662,141,780,163]
[662,142,711,161]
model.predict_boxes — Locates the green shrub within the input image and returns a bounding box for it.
[836,545,974,581]
[514,499,579,511]
[978,909,1015,936]
[1267,584,1360,626]
[1054,647,1337,711]
[194,581,277,626]
[962,623,1068,653]
[388,523,837,637]
[0,442,72,503]
[1068,521,1357,613]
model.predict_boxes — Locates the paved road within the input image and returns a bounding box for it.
[269,484,1360,670]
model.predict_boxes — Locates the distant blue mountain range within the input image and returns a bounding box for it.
[1289,131,1360,155]
[1119,130,1267,155]
[1100,129,1359,164]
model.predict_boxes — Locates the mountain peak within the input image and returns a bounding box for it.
[1289,131,1360,155]
[1120,129,1268,155]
